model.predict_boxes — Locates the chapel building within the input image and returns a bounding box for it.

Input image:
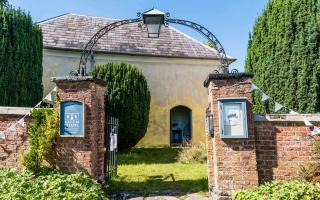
[39,13,235,146]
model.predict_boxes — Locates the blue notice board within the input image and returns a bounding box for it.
[60,101,84,136]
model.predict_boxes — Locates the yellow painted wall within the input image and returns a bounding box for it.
[43,49,222,146]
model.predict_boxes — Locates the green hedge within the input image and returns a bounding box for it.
[92,62,150,150]
[0,168,108,200]
[233,181,320,200]
[245,0,320,113]
[0,5,43,107]
[0,0,7,6]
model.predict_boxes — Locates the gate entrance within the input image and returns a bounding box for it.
[105,115,119,180]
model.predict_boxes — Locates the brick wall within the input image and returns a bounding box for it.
[0,111,31,169]
[52,77,105,181]
[0,77,106,181]
[254,116,319,184]
[205,73,320,199]
[205,73,259,199]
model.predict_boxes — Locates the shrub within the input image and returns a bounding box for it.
[0,168,108,200]
[298,137,320,182]
[298,163,319,182]
[0,5,43,107]
[92,62,150,150]
[177,145,207,164]
[233,181,320,200]
[22,108,58,172]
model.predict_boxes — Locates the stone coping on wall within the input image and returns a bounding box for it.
[203,72,254,87]
[0,107,32,115]
[51,76,106,86]
[254,114,320,122]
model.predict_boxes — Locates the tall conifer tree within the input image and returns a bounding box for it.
[0,0,7,6]
[92,62,151,150]
[245,0,320,113]
[0,4,43,106]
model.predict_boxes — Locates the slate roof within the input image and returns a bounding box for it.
[39,13,235,60]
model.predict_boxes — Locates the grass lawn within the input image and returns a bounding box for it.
[110,148,208,196]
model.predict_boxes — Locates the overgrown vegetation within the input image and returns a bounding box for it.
[177,145,207,164]
[298,137,320,182]
[245,0,320,113]
[299,163,320,182]
[0,168,108,200]
[111,148,208,195]
[92,62,150,150]
[0,4,43,107]
[233,181,320,200]
[22,108,58,172]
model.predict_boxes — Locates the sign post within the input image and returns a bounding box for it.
[52,76,106,181]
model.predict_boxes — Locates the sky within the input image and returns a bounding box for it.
[9,0,268,71]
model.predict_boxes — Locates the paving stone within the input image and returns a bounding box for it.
[183,193,209,200]
[146,197,179,200]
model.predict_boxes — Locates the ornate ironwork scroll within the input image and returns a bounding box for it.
[165,18,230,73]
[72,18,142,76]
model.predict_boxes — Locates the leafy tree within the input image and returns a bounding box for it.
[245,0,320,113]
[0,5,43,107]
[92,62,151,150]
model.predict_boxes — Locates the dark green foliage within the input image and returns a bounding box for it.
[92,62,151,150]
[0,0,8,7]
[0,168,109,199]
[0,6,43,107]
[245,0,320,113]
[233,181,320,200]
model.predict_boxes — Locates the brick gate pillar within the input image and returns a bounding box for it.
[52,76,105,181]
[204,73,258,199]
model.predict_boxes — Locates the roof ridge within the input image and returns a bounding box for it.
[37,13,72,24]
[38,13,122,24]
[66,13,122,21]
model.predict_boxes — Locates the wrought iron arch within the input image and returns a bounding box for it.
[165,18,230,73]
[72,18,142,76]
[72,11,234,76]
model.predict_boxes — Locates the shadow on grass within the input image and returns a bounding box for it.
[110,177,208,195]
[119,148,181,165]
[112,147,208,196]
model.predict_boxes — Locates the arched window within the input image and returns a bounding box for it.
[170,106,192,146]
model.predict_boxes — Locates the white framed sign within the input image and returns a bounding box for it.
[219,99,248,138]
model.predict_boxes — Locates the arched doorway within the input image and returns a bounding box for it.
[170,106,192,146]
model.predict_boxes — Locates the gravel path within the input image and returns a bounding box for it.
[112,193,209,200]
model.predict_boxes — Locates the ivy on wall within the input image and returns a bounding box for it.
[22,108,58,172]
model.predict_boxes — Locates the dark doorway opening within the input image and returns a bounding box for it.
[170,106,192,146]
